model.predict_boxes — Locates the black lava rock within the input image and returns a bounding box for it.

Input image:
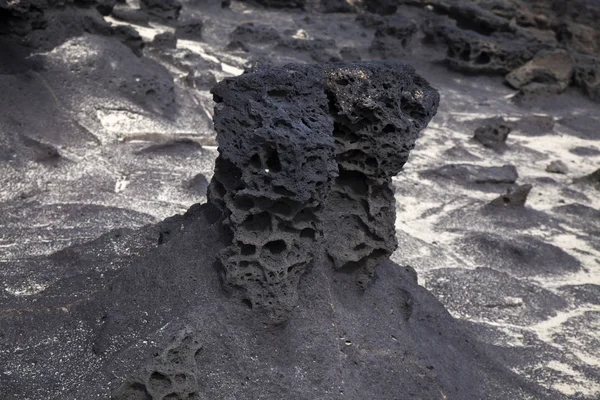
[473,117,514,151]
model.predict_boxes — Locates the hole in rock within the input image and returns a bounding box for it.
[250,154,262,169]
[265,149,282,172]
[148,372,172,393]
[365,157,377,168]
[271,200,294,216]
[235,196,254,211]
[123,382,152,400]
[267,88,288,98]
[241,244,256,255]
[215,157,243,190]
[242,299,253,309]
[241,212,272,231]
[300,228,316,239]
[274,185,295,196]
[265,240,287,255]
[382,124,395,133]
[337,169,368,194]
[475,52,491,65]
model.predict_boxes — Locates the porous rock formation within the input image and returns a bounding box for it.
[207,61,439,320]
[322,63,439,287]
[207,64,338,321]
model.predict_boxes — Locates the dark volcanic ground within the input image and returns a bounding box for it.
[1,0,600,398]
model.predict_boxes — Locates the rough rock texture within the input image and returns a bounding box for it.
[506,49,574,96]
[572,53,600,102]
[366,15,418,58]
[113,328,204,400]
[321,62,439,286]
[176,20,204,40]
[0,0,116,37]
[421,163,519,191]
[473,116,513,151]
[206,65,338,321]
[207,62,439,319]
[487,184,532,208]
[546,160,568,174]
[425,16,547,74]
[140,0,182,22]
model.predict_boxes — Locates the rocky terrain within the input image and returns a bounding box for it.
[1,0,599,399]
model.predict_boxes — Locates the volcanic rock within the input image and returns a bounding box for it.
[207,61,439,320]
[321,62,439,287]
[140,0,182,22]
[473,116,513,151]
[176,20,204,40]
[546,160,568,174]
[421,163,519,191]
[229,22,281,45]
[572,53,600,102]
[151,31,178,49]
[487,184,532,208]
[425,16,548,74]
[207,64,338,321]
[506,49,574,96]
[113,25,144,56]
[111,6,150,25]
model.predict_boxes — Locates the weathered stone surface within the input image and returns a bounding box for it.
[113,329,203,400]
[151,31,178,49]
[367,15,418,58]
[230,22,281,45]
[487,184,532,208]
[321,62,439,287]
[208,61,439,319]
[572,53,600,102]
[555,21,600,55]
[207,64,337,321]
[422,164,519,191]
[506,49,574,95]
[176,20,204,40]
[425,16,547,74]
[113,25,144,56]
[140,0,181,22]
[111,6,150,25]
[473,116,513,151]
[546,160,568,174]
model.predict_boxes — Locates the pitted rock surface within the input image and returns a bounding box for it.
[322,62,439,287]
[207,64,338,321]
[208,61,439,319]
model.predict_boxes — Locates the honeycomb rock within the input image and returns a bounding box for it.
[112,329,203,400]
[207,64,338,321]
[207,61,439,319]
[425,16,548,74]
[321,62,439,287]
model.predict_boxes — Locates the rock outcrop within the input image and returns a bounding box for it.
[207,61,439,320]
[321,63,439,287]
